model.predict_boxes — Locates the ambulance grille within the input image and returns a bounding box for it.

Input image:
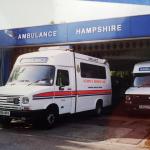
[0,95,21,110]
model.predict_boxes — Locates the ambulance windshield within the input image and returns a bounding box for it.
[133,73,150,87]
[8,65,55,86]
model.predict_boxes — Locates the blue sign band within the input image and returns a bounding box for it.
[0,15,150,47]
[83,0,150,5]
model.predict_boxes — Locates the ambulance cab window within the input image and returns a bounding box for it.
[80,63,106,79]
[56,70,69,86]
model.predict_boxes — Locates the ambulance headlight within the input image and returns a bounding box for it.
[22,97,29,104]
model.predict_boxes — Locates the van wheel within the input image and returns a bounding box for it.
[45,110,57,128]
[95,102,102,116]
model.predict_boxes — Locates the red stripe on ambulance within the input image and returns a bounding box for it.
[33,89,112,98]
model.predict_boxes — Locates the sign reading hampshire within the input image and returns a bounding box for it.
[75,24,122,35]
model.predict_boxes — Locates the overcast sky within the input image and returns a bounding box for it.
[0,0,150,29]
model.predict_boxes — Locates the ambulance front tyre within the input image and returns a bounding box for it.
[95,101,103,116]
[45,110,58,128]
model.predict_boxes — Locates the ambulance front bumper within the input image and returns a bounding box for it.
[0,109,45,120]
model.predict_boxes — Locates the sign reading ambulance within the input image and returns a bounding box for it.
[0,24,67,47]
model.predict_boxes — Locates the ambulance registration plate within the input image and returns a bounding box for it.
[139,105,150,110]
[0,110,10,116]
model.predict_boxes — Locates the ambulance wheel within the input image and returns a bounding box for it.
[45,110,57,128]
[95,101,102,116]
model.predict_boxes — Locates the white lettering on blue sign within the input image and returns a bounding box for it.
[18,31,57,40]
[76,24,122,35]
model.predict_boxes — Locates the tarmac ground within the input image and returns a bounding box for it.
[0,105,150,150]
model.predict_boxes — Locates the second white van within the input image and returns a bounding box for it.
[125,61,150,112]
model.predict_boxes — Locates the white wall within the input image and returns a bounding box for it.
[0,0,55,29]
[0,0,150,29]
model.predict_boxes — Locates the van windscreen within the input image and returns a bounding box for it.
[8,65,55,86]
[133,73,150,87]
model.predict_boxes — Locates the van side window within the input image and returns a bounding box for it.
[56,70,69,86]
[80,63,106,79]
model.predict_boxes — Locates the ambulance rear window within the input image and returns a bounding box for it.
[80,63,106,79]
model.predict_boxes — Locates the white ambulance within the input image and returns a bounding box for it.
[125,61,150,112]
[0,46,112,127]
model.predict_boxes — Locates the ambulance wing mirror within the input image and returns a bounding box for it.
[49,79,54,85]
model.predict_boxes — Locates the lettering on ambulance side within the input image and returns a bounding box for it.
[83,79,106,84]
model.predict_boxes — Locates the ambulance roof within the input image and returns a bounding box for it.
[133,61,150,73]
[16,50,74,66]
[15,47,106,66]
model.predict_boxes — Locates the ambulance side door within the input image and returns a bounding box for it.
[54,67,74,114]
